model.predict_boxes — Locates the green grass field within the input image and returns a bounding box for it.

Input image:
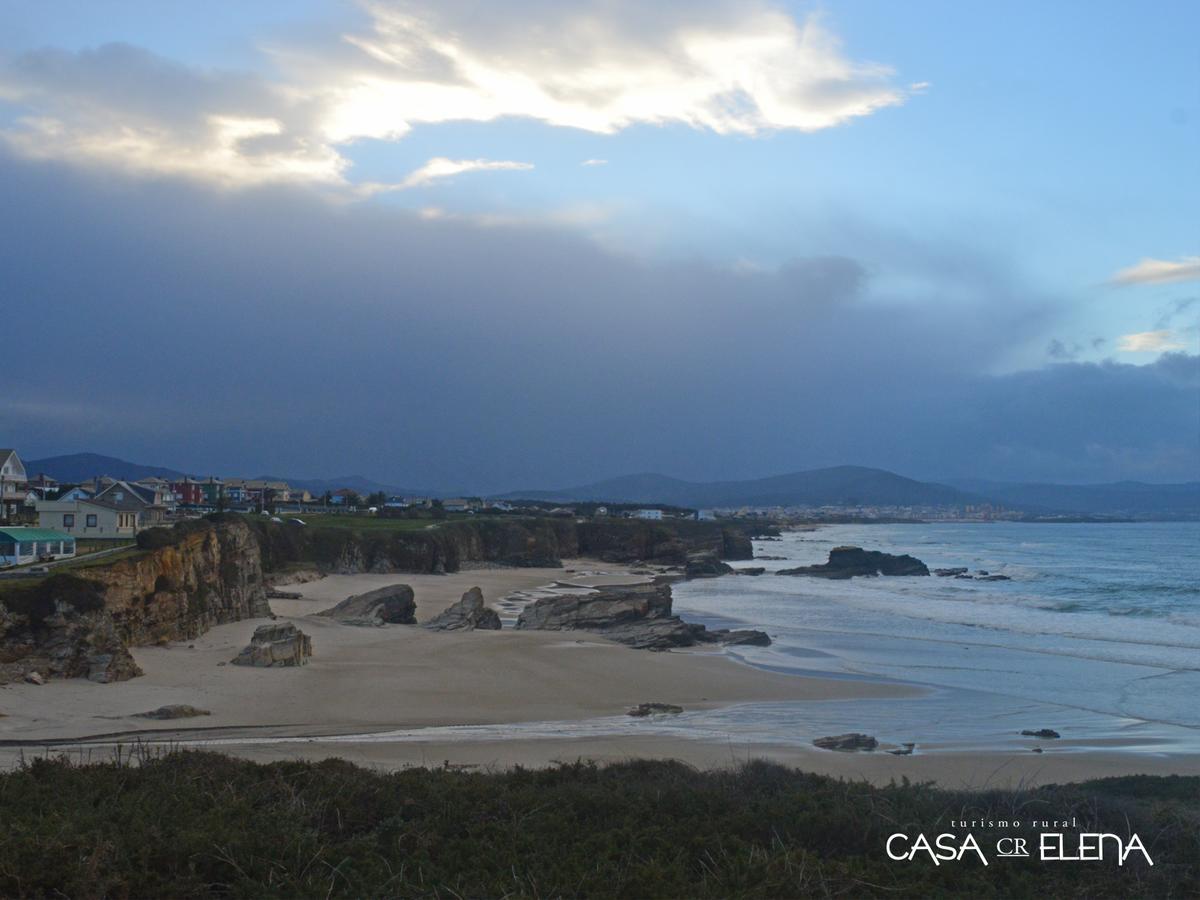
[279,513,500,532]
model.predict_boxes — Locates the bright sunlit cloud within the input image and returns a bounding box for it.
[0,2,913,190]
[1117,330,1187,352]
[1110,255,1200,286]
[323,1,910,142]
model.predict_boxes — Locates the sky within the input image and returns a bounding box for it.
[0,0,1197,491]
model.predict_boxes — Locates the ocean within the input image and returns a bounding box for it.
[671,521,1200,753]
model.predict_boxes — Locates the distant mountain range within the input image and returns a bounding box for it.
[25,453,187,484]
[21,453,1199,518]
[499,466,978,509]
[24,454,423,498]
[501,466,1200,518]
[946,478,1200,518]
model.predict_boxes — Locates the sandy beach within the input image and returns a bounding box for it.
[2,560,1197,789]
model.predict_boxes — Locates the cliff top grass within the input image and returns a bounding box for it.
[278,513,478,531]
[0,751,1194,899]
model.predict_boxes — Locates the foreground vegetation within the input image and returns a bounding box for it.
[0,752,1193,898]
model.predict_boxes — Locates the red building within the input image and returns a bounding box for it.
[171,478,205,506]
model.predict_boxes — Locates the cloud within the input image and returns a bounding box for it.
[358,157,533,194]
[0,44,343,187]
[1118,330,1188,352]
[581,159,608,166]
[0,3,913,188]
[1110,255,1200,286]
[3,151,1193,488]
[323,2,910,141]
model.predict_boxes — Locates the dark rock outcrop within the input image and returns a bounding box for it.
[318,584,417,626]
[627,702,683,717]
[0,575,143,685]
[706,628,771,646]
[424,587,502,631]
[813,733,878,752]
[231,623,312,667]
[684,551,734,579]
[1021,728,1060,739]
[777,546,929,579]
[515,583,770,650]
[735,567,766,576]
[934,567,969,577]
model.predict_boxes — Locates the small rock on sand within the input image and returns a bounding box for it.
[1021,728,1060,739]
[137,704,211,720]
[627,702,684,717]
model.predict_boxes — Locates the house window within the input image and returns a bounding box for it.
[86,514,98,528]
[63,513,75,528]
[18,541,33,556]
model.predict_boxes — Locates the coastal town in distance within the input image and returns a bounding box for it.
[4,446,1197,570]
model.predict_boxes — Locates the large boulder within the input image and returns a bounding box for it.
[231,622,312,667]
[317,584,417,626]
[515,583,770,651]
[684,551,734,579]
[777,546,929,579]
[425,587,502,631]
[813,733,878,752]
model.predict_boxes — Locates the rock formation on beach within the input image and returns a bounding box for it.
[777,546,929,579]
[137,704,211,720]
[627,702,683,717]
[231,622,312,667]
[514,583,770,650]
[318,584,417,626]
[425,587,502,631]
[813,733,879,752]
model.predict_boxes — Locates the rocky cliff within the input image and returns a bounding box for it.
[244,515,752,574]
[0,519,269,684]
[0,514,757,684]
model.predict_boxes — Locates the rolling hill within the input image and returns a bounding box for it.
[501,466,980,509]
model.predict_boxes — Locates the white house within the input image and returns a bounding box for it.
[634,508,663,520]
[0,449,28,523]
[0,527,76,567]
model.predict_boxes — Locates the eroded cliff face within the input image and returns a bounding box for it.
[92,519,270,644]
[0,520,269,684]
[246,516,750,572]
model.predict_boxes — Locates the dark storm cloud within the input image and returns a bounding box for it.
[0,151,1195,490]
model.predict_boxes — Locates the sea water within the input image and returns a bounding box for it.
[671,522,1200,752]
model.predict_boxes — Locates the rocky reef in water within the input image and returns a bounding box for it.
[777,546,929,579]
